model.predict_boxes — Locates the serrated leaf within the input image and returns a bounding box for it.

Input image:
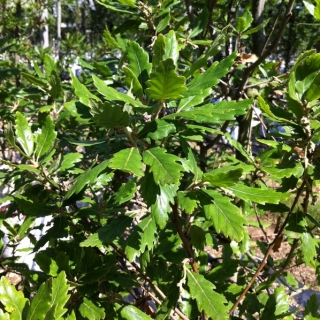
[151,184,176,228]
[0,276,28,320]
[163,30,179,66]
[228,184,290,204]
[301,232,318,267]
[46,272,70,319]
[92,74,144,108]
[79,298,105,320]
[121,305,153,320]
[177,88,211,112]
[127,41,151,90]
[165,99,251,122]
[203,168,243,187]
[152,34,166,69]
[71,73,100,106]
[189,225,206,250]
[143,147,184,185]
[305,293,320,317]
[80,215,133,247]
[236,10,253,33]
[13,195,53,216]
[123,66,143,99]
[15,111,34,157]
[113,178,137,205]
[125,215,157,262]
[59,153,83,173]
[138,119,176,140]
[109,148,144,176]
[0,309,10,320]
[145,59,187,101]
[185,52,237,97]
[201,189,246,242]
[35,115,56,159]
[26,280,51,320]
[261,287,290,319]
[177,191,199,214]
[64,160,109,200]
[262,161,303,179]
[88,100,129,128]
[186,269,228,319]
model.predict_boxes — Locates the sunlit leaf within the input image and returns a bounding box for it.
[15,111,34,157]
[79,298,105,320]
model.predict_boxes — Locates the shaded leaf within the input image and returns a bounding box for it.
[79,298,105,320]
[22,72,48,89]
[261,287,290,319]
[138,120,176,140]
[189,225,206,250]
[236,10,253,33]
[80,215,133,247]
[305,293,320,317]
[301,232,318,267]
[59,153,83,173]
[203,168,243,187]
[35,252,59,276]
[156,11,170,33]
[121,305,153,320]
[143,147,184,185]
[124,66,143,99]
[13,195,53,216]
[145,59,187,100]
[228,184,290,204]
[186,269,228,319]
[113,178,137,205]
[15,111,34,157]
[109,148,144,176]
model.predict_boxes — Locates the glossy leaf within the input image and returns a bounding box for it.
[152,34,166,69]
[110,148,144,176]
[0,276,28,320]
[177,88,211,112]
[121,305,153,320]
[186,269,228,319]
[79,298,105,320]
[201,189,246,242]
[127,41,151,89]
[305,73,320,101]
[143,147,184,185]
[228,184,290,204]
[59,153,83,173]
[88,100,129,128]
[138,119,176,140]
[163,30,179,66]
[145,58,187,100]
[35,114,56,159]
[203,168,243,187]
[156,11,170,33]
[236,10,253,33]
[177,191,199,214]
[64,160,109,200]
[80,215,133,247]
[15,111,34,157]
[113,178,137,204]
[123,66,143,99]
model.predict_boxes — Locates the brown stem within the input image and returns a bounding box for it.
[184,0,195,23]
[172,203,198,274]
[228,179,305,315]
[281,238,300,271]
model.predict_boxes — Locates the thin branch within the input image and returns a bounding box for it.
[184,0,195,24]
[253,203,270,244]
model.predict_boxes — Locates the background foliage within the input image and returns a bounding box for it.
[0,0,320,319]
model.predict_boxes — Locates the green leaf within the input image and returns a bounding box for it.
[127,41,152,90]
[177,88,211,112]
[261,161,304,179]
[109,148,144,176]
[123,66,144,99]
[152,34,166,69]
[88,100,129,128]
[201,189,246,242]
[15,111,34,157]
[64,160,109,200]
[59,153,83,173]
[78,298,106,320]
[35,115,56,159]
[203,168,243,187]
[13,195,53,216]
[80,215,133,247]
[189,225,206,250]
[306,73,320,101]
[44,53,57,80]
[71,73,100,106]
[305,293,320,317]
[185,52,237,97]
[138,119,176,140]
[92,74,144,108]
[22,72,48,89]
[165,99,251,122]
[156,11,170,33]
[301,232,318,267]
[151,184,176,228]
[189,8,209,38]
[145,58,187,100]
[48,70,62,99]
[177,191,199,214]
[243,18,270,35]
[46,272,70,319]
[227,184,290,204]
[143,147,184,185]
[186,269,228,319]
[35,252,59,276]
[113,178,137,205]
[121,305,153,320]
[0,276,28,320]
[103,26,121,49]
[236,10,253,33]
[163,30,179,66]
[125,215,157,262]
